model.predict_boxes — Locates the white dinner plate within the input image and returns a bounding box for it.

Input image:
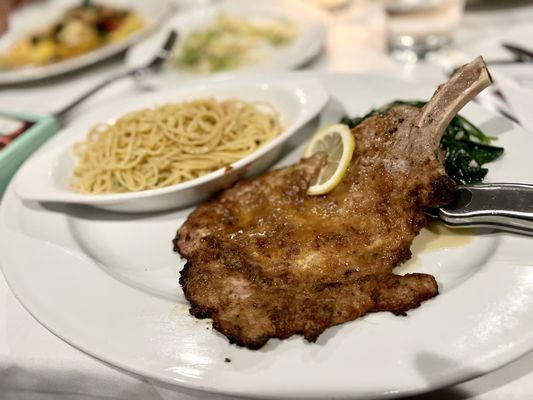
[2,73,533,399]
[0,0,173,85]
[126,0,327,75]
[13,75,328,212]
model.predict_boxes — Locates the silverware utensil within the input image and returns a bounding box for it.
[502,42,533,62]
[52,30,178,125]
[474,91,519,123]
[428,183,533,235]
[481,43,533,65]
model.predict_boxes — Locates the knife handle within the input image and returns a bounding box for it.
[438,183,533,235]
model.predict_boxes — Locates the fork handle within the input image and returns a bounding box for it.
[438,183,533,235]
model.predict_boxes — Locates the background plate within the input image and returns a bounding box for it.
[126,0,327,75]
[1,73,533,399]
[0,0,172,85]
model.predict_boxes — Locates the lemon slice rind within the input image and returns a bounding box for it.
[304,124,355,196]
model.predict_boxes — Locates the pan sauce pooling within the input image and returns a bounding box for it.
[71,98,282,194]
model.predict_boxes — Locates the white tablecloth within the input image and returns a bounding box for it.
[1,1,533,399]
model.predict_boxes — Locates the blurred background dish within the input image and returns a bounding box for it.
[126,0,327,76]
[172,12,298,74]
[0,2,146,69]
[0,0,173,84]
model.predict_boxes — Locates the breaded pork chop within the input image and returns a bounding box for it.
[175,57,492,349]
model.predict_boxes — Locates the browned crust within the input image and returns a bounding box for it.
[175,103,456,350]
[179,263,439,349]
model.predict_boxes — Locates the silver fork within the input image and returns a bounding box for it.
[52,30,178,125]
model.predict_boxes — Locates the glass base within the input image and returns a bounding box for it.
[388,34,451,63]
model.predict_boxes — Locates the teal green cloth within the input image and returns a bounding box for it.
[0,113,59,199]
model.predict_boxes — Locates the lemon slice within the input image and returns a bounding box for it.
[304,123,355,195]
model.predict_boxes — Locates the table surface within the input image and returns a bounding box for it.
[1,1,533,399]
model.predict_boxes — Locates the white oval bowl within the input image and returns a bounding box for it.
[14,75,329,212]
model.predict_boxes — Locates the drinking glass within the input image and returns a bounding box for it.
[386,0,466,62]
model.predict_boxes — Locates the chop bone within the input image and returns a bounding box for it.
[418,56,492,150]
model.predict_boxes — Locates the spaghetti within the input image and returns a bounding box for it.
[71,98,282,194]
